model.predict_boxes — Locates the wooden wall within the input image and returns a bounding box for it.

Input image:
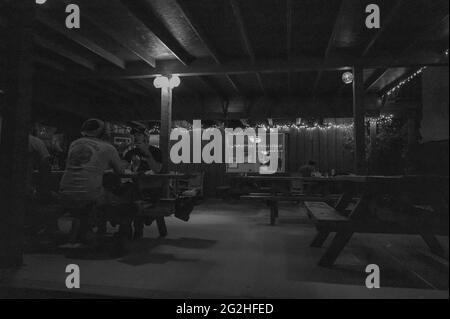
[169,118,355,197]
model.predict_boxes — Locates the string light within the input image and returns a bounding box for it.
[144,116,395,135]
[384,67,427,98]
[368,114,394,126]
[383,48,448,99]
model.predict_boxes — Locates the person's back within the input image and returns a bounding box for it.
[298,161,316,177]
[60,120,123,202]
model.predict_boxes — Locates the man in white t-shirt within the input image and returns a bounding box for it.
[60,119,124,201]
[60,119,134,250]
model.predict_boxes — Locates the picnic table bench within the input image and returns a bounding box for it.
[235,175,342,225]
[304,175,449,267]
[125,173,196,237]
[241,193,339,225]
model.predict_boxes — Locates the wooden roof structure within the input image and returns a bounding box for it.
[0,0,448,121]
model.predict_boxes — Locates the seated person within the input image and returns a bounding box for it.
[298,160,317,195]
[26,133,53,234]
[298,160,317,177]
[59,119,135,252]
[124,127,162,173]
[124,128,193,239]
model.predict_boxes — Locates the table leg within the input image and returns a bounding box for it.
[311,230,330,248]
[318,231,353,267]
[156,217,168,237]
[269,201,277,226]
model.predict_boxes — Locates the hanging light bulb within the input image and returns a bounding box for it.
[169,75,181,88]
[153,75,181,89]
[153,76,170,89]
[342,72,354,84]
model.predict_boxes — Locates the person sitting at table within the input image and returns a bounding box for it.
[59,119,135,254]
[124,127,162,173]
[26,132,53,235]
[298,160,317,195]
[124,128,194,239]
[298,160,317,177]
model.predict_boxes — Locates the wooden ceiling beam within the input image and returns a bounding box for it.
[74,53,448,80]
[61,0,156,68]
[174,0,241,96]
[120,0,194,66]
[34,35,96,70]
[312,0,346,95]
[36,11,126,69]
[361,0,405,57]
[34,56,66,72]
[229,0,265,96]
[367,14,449,93]
[286,0,293,95]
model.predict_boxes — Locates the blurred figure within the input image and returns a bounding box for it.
[124,127,162,173]
[298,160,317,177]
[26,133,53,234]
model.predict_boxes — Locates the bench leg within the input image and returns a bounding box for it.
[270,206,276,226]
[318,231,353,267]
[311,230,330,248]
[268,201,278,226]
[421,234,445,257]
[156,217,168,238]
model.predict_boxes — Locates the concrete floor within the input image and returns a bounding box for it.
[1,200,448,299]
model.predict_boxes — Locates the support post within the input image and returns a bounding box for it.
[369,119,377,173]
[0,0,35,268]
[160,87,172,174]
[352,67,366,174]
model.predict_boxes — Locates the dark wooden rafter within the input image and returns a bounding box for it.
[74,53,447,79]
[86,79,136,101]
[286,0,293,95]
[120,0,194,66]
[361,0,405,57]
[34,56,66,72]
[34,35,96,70]
[134,78,157,93]
[378,68,421,97]
[197,76,227,100]
[36,10,126,69]
[174,0,241,96]
[61,0,156,68]
[366,14,449,93]
[114,79,151,97]
[229,0,266,96]
[312,0,346,96]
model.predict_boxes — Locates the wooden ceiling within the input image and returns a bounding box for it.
[0,0,448,122]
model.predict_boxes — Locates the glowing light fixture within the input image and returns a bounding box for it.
[153,75,181,89]
[342,72,353,84]
[169,75,181,88]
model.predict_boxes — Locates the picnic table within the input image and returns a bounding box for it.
[119,172,197,237]
[34,171,196,238]
[236,174,449,267]
[235,175,341,225]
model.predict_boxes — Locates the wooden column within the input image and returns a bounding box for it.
[160,86,172,174]
[369,119,377,173]
[0,0,35,268]
[352,67,366,174]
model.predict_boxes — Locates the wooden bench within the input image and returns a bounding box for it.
[305,201,349,246]
[135,198,178,237]
[305,200,448,267]
[241,194,338,226]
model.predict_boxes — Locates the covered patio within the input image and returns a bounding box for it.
[0,0,448,299]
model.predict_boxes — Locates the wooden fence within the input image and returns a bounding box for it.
[169,118,355,197]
